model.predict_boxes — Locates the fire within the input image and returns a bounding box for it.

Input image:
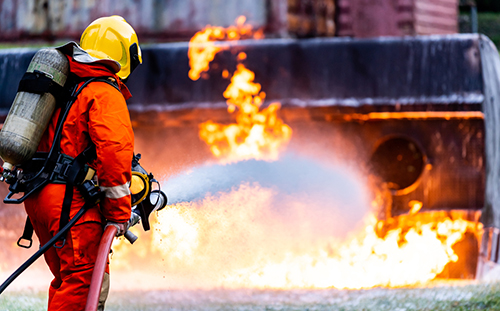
[199,63,292,163]
[188,17,292,163]
[409,200,423,215]
[224,216,474,289]
[188,16,260,81]
[108,17,482,291]
[112,183,480,290]
[188,26,225,81]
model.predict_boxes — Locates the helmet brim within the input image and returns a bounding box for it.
[56,42,121,73]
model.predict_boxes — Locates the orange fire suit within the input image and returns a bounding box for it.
[23,53,134,310]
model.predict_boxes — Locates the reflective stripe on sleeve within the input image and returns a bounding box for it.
[100,182,131,199]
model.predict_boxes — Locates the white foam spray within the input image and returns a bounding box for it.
[110,152,374,290]
[162,153,371,239]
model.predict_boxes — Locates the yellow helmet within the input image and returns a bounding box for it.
[80,15,142,79]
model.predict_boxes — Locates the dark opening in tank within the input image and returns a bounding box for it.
[369,136,426,193]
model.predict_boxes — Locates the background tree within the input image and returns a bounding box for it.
[476,0,500,12]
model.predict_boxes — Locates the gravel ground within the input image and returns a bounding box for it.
[3,281,500,311]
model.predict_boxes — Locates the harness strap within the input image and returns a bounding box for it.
[55,78,113,239]
[48,77,115,166]
[15,76,118,248]
[58,145,97,238]
[97,77,121,92]
[17,217,34,249]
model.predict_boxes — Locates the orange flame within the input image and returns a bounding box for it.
[409,200,423,215]
[223,215,475,289]
[111,16,484,291]
[112,184,480,290]
[188,26,225,80]
[188,16,292,163]
[188,16,256,80]
[199,64,292,163]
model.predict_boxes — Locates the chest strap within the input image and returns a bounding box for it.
[17,144,97,249]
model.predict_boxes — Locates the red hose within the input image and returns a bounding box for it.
[85,225,117,311]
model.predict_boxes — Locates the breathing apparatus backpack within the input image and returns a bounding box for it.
[0,48,69,173]
[0,47,167,248]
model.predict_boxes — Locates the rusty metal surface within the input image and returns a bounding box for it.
[126,34,484,112]
[366,118,485,215]
[336,0,458,37]
[415,0,459,35]
[479,35,500,229]
[0,0,459,42]
[0,0,269,41]
[350,0,401,38]
[0,34,486,113]
[287,0,336,37]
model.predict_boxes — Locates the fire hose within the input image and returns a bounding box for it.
[85,211,140,310]
[0,186,167,305]
[85,224,116,311]
[85,190,167,310]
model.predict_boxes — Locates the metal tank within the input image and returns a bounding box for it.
[0,48,69,171]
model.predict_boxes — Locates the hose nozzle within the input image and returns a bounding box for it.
[149,190,167,212]
[124,189,168,244]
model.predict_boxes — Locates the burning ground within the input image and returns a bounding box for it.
[0,151,493,304]
[2,152,497,310]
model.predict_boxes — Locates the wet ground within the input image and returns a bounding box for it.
[104,282,500,311]
[3,281,500,311]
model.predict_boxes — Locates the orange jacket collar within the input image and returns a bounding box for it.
[66,55,132,100]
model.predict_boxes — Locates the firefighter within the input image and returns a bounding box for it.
[23,15,141,310]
